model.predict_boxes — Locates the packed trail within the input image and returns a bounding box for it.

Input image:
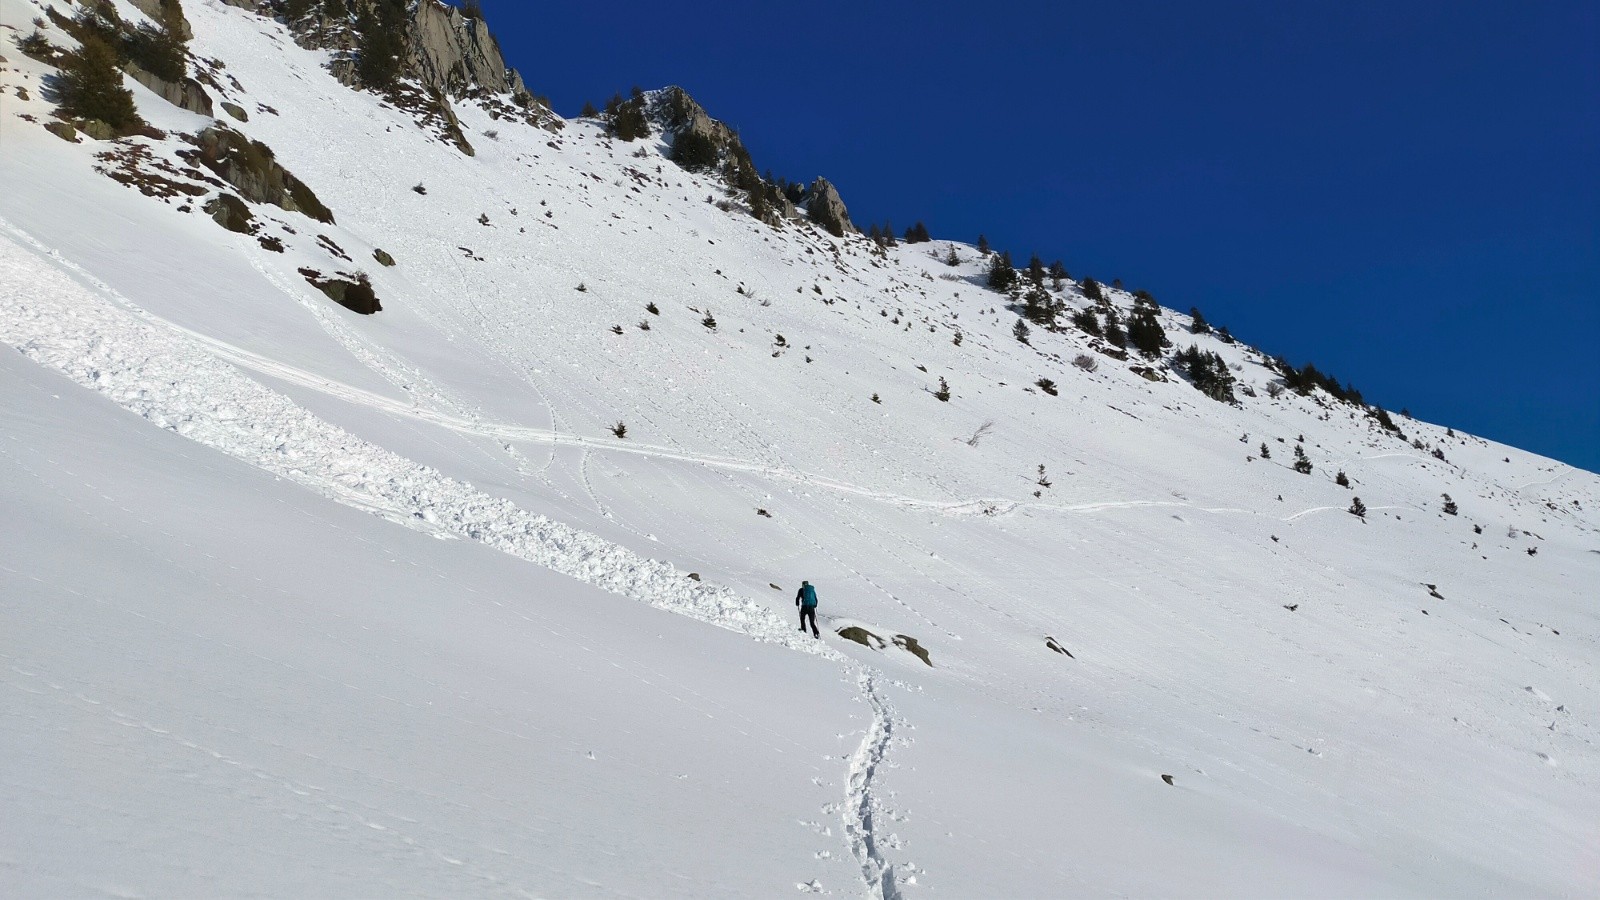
[3,0,1597,896]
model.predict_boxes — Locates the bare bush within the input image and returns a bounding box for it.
[1073,354,1098,372]
[964,420,995,447]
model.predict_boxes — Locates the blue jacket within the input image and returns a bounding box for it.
[797,583,818,608]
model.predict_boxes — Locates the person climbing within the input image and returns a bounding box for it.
[795,580,820,638]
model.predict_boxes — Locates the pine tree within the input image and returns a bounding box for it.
[1349,497,1367,518]
[944,245,960,266]
[1260,443,1271,459]
[1102,307,1127,348]
[1173,344,1236,403]
[1292,445,1313,474]
[1335,470,1350,487]
[1071,308,1101,336]
[580,99,599,117]
[1127,305,1167,358]
[1081,277,1105,303]
[1027,254,1046,286]
[986,251,1017,292]
[1048,260,1068,290]
[609,87,651,141]
[125,18,186,81]
[59,34,141,133]
[1013,319,1031,344]
[976,234,990,255]
[355,0,407,92]
[669,129,718,169]
[934,377,951,402]
[1189,306,1210,333]
[1442,494,1458,515]
[1022,284,1056,328]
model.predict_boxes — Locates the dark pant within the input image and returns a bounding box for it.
[799,606,818,637]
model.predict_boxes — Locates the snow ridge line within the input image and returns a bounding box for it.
[843,667,903,900]
[0,232,835,658]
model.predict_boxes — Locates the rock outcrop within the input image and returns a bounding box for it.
[298,268,382,314]
[803,177,855,237]
[127,0,192,41]
[652,87,741,159]
[181,127,334,224]
[125,61,214,117]
[408,1,526,98]
[282,1,531,102]
[648,87,798,223]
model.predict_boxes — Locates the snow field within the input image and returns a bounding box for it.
[2,0,1598,895]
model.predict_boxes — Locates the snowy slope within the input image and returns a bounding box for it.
[3,1,1599,896]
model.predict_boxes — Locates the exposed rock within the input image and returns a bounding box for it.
[803,177,854,237]
[127,0,192,42]
[181,127,334,224]
[652,86,741,160]
[647,87,796,223]
[893,634,933,667]
[44,121,81,143]
[373,248,396,267]
[298,268,382,315]
[220,101,248,122]
[204,193,254,234]
[1130,365,1168,383]
[80,119,117,141]
[125,61,214,117]
[408,1,524,98]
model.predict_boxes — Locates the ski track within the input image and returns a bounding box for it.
[0,217,1276,531]
[0,223,911,896]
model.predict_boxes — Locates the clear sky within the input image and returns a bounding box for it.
[480,0,1599,473]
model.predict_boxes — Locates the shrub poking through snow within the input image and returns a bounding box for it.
[610,421,627,439]
[1442,494,1458,515]
[701,310,717,330]
[1349,497,1368,518]
[1336,470,1350,487]
[934,377,951,402]
[1036,378,1057,396]
[646,302,659,315]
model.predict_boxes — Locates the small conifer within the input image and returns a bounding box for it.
[59,35,141,133]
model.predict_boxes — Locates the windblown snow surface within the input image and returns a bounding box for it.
[3,1,1598,896]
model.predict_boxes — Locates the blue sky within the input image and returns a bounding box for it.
[482,1,1599,472]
